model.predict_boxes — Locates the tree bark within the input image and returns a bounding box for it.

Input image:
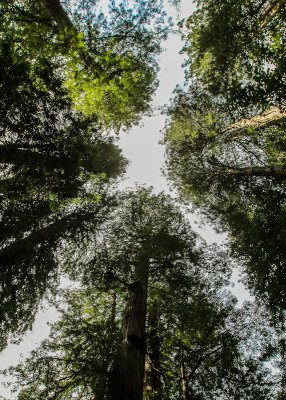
[40,0,76,35]
[40,0,100,73]
[225,165,286,176]
[180,347,191,400]
[222,107,286,138]
[260,0,280,27]
[143,300,162,399]
[107,256,149,400]
[182,380,191,400]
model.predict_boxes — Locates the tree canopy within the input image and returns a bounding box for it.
[1,1,286,399]
[1,0,169,130]
[3,189,283,399]
[0,0,170,348]
[162,83,286,317]
[180,0,286,109]
[162,0,286,317]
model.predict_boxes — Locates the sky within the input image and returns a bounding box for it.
[0,1,251,398]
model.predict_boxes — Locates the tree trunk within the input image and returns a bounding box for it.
[260,0,280,27]
[226,165,286,176]
[41,0,76,35]
[144,300,162,399]
[180,347,191,400]
[222,107,286,138]
[40,0,100,72]
[107,256,149,400]
[182,380,191,400]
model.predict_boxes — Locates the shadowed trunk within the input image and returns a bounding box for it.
[41,0,76,34]
[144,300,162,399]
[107,256,149,400]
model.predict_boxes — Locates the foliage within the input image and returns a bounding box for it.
[180,0,286,109]
[0,23,126,348]
[162,85,286,317]
[0,0,170,130]
[3,189,282,399]
[5,288,122,400]
[0,186,119,352]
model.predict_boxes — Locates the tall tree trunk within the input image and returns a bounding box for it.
[144,300,162,399]
[40,0,101,73]
[41,0,76,35]
[180,346,191,400]
[222,107,286,138]
[107,256,149,400]
[225,165,286,176]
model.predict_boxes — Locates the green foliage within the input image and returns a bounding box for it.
[3,189,282,399]
[0,187,120,351]
[0,0,169,131]
[0,29,126,348]
[162,85,286,317]
[180,0,286,108]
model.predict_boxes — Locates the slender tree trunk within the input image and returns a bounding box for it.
[226,165,286,176]
[260,0,280,27]
[144,300,162,399]
[107,256,149,400]
[180,347,191,400]
[222,107,286,138]
[182,380,191,400]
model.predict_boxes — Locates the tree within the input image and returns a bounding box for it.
[1,0,169,130]
[5,288,122,400]
[0,186,120,352]
[0,38,127,350]
[162,85,286,317]
[180,0,286,109]
[4,189,282,399]
[86,188,201,400]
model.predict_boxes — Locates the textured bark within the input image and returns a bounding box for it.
[226,165,286,176]
[222,107,286,138]
[182,381,191,400]
[107,256,149,400]
[180,347,191,400]
[144,300,162,399]
[41,0,76,34]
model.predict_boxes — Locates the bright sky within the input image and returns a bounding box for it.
[0,1,251,398]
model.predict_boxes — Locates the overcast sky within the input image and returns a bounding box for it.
[0,1,251,398]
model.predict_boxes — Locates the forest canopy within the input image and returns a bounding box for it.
[163,0,286,319]
[1,0,286,399]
